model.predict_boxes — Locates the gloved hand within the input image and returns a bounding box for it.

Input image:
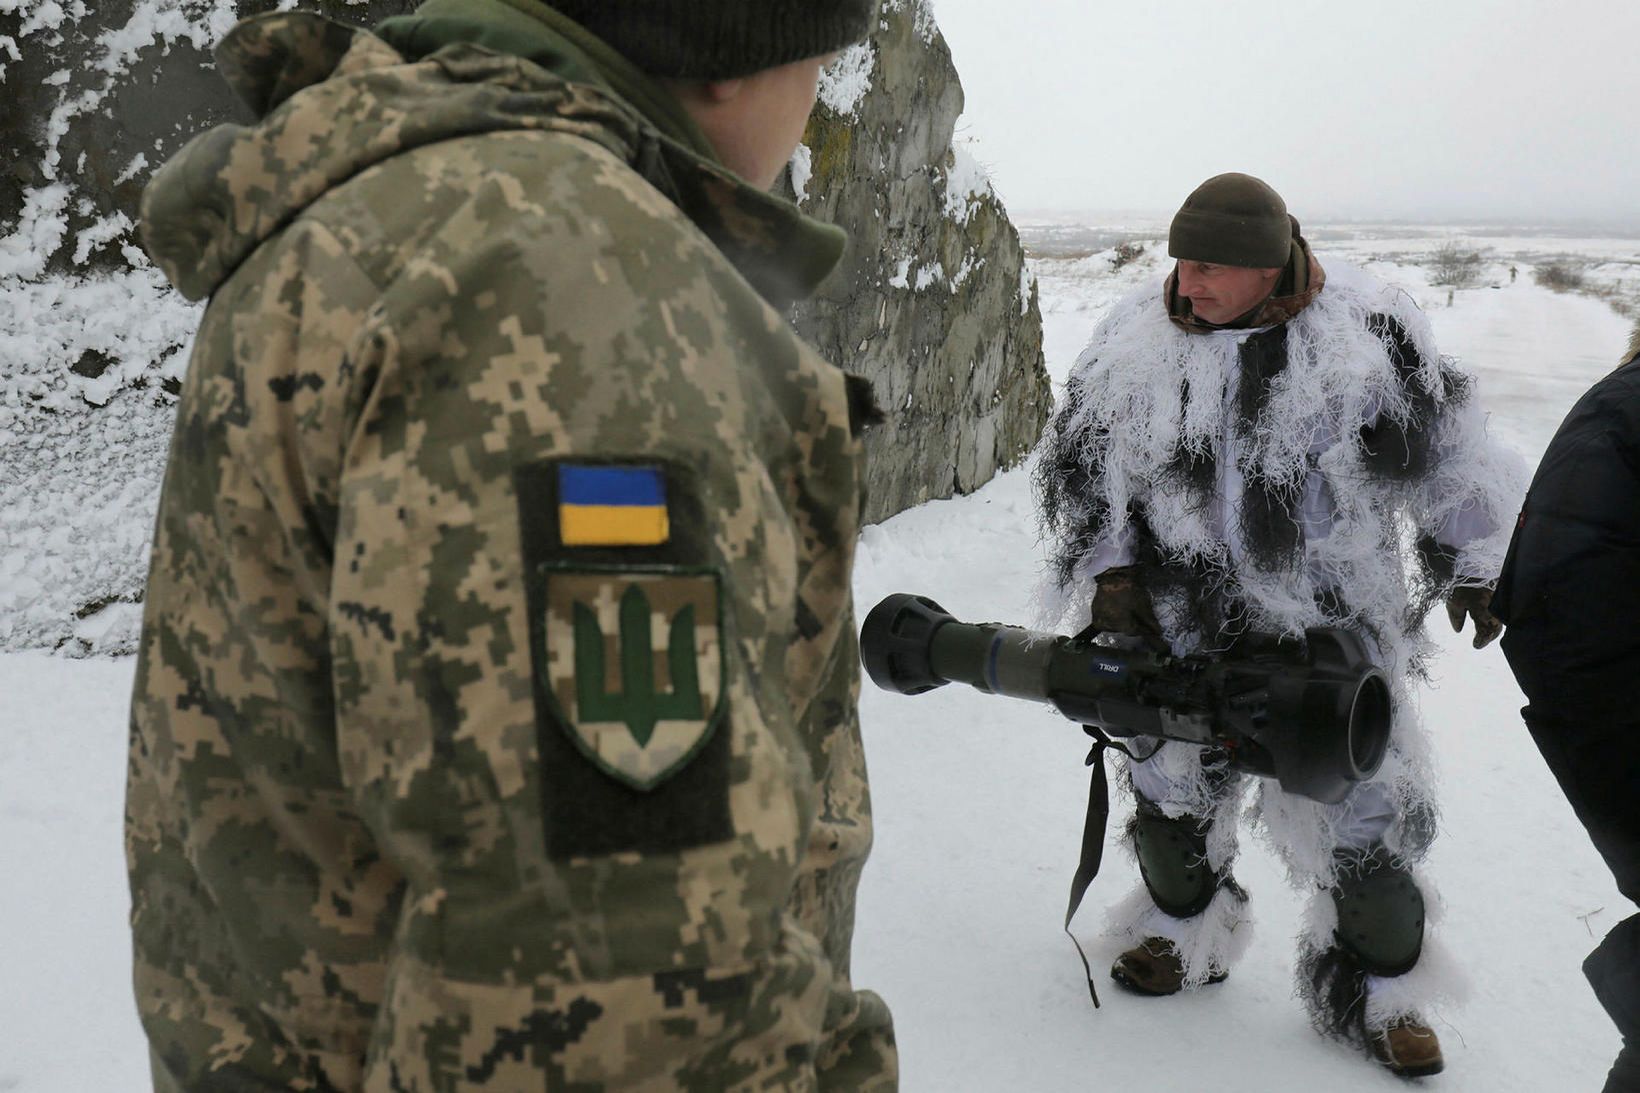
[1446,584,1502,649]
[1089,565,1168,651]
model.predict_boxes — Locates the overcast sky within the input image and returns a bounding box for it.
[927,0,1640,225]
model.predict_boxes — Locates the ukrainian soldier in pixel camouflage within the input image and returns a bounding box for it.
[126,0,896,1087]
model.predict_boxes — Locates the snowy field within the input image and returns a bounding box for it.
[2,227,1635,1091]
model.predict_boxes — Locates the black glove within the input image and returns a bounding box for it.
[1446,584,1502,649]
[1089,566,1168,651]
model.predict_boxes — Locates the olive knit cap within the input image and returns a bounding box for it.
[550,0,878,79]
[1168,172,1293,269]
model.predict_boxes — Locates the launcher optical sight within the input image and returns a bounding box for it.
[859,593,1391,804]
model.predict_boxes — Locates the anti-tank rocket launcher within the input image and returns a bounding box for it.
[858,593,1392,804]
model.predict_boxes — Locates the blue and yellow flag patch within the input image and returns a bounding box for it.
[557,464,670,547]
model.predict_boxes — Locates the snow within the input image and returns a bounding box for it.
[17,0,69,36]
[94,0,241,75]
[1,0,204,655]
[112,154,149,187]
[1,228,1635,1090]
[0,0,228,662]
[881,0,938,43]
[789,142,813,204]
[1,184,71,281]
[3,0,238,278]
[70,211,134,266]
[817,41,876,119]
[0,652,149,1090]
[886,255,958,294]
[0,257,196,654]
[945,253,977,291]
[942,142,996,224]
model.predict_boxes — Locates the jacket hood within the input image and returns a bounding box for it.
[1627,321,1640,366]
[141,10,844,306]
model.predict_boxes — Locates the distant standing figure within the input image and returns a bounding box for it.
[1510,264,1519,282]
[1034,172,1523,1077]
[1492,325,1640,1093]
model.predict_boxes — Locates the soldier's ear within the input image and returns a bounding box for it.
[658,77,745,108]
[702,77,746,104]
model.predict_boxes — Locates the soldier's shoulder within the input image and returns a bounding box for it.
[1309,260,1442,358]
[1583,351,1640,434]
[315,127,740,310]
[467,127,697,238]
[1312,261,1405,323]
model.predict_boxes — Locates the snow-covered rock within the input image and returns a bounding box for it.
[788,0,1050,521]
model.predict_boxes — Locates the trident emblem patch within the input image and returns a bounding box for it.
[541,566,725,791]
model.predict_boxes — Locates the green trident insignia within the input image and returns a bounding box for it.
[573,584,703,746]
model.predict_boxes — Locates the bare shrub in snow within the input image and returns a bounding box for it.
[1427,242,1485,288]
[1534,263,1586,292]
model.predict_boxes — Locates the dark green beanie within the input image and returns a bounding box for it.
[548,0,878,79]
[1168,172,1293,268]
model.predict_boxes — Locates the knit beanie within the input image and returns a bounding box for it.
[551,0,878,79]
[1168,172,1293,269]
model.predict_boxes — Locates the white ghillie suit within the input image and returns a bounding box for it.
[1034,258,1524,1037]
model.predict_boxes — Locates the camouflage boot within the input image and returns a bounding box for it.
[1110,936,1229,996]
[1367,1016,1445,1077]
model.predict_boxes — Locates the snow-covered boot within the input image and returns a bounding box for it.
[1303,943,1446,1077]
[1110,936,1228,996]
[1367,1015,1444,1077]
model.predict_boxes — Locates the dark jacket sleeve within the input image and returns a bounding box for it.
[1493,351,1640,900]
[1493,353,1640,712]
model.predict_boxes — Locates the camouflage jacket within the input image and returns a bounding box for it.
[128,9,894,1090]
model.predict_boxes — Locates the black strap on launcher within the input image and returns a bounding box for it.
[1065,725,1140,1011]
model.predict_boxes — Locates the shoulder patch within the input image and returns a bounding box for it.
[540,565,725,790]
[557,463,670,547]
[516,458,732,858]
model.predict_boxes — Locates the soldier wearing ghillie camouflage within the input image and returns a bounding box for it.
[126,0,896,1088]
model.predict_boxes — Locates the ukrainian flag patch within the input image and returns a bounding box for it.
[558,464,670,547]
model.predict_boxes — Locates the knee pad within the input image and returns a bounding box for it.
[1330,849,1425,977]
[1134,808,1218,918]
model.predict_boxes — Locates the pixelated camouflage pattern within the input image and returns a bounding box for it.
[128,10,894,1089]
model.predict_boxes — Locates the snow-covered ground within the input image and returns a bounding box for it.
[2,230,1634,1091]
